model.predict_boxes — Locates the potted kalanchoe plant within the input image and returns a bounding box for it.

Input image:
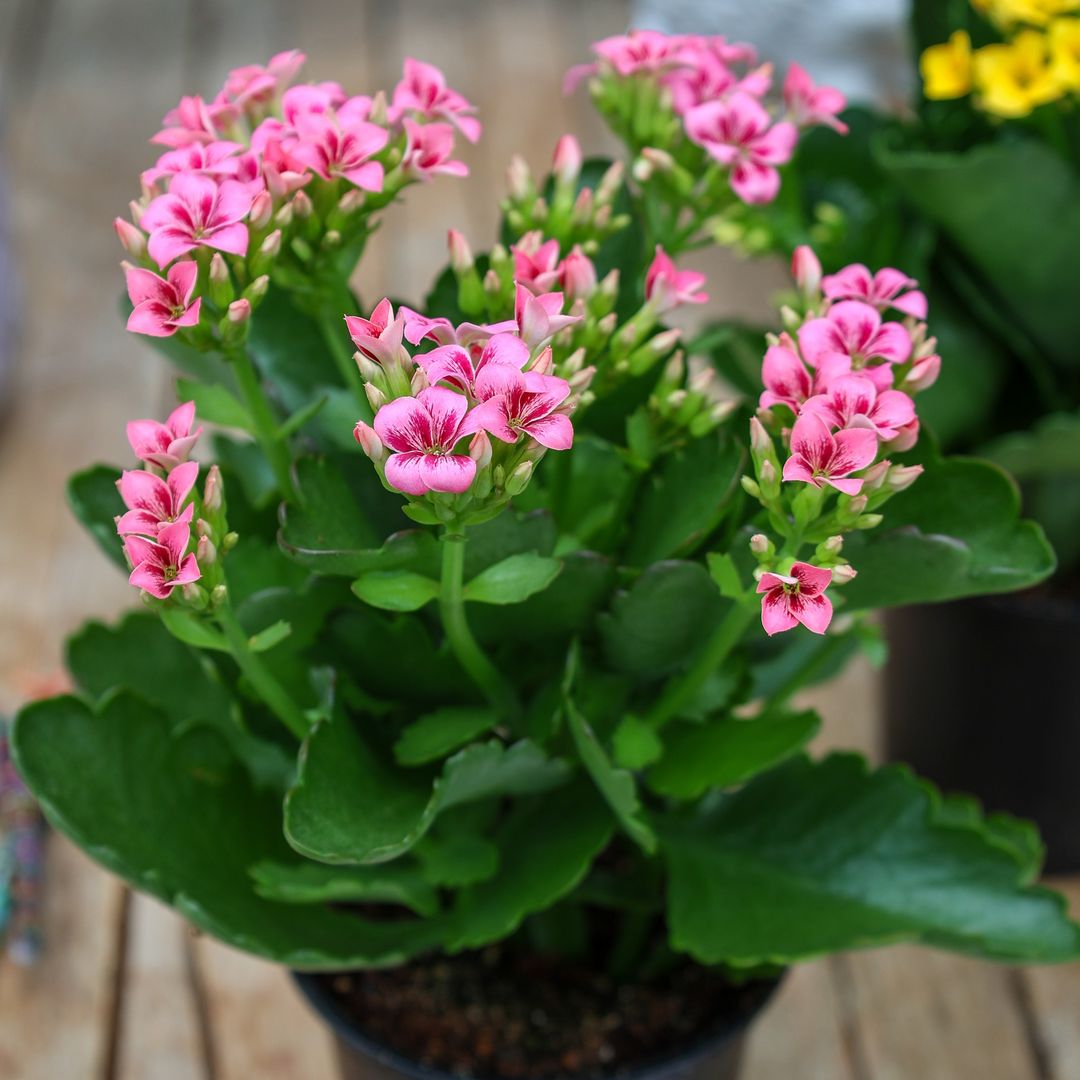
[13,32,1079,1080]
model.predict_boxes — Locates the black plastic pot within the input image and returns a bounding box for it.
[293,970,782,1080]
[885,592,1080,872]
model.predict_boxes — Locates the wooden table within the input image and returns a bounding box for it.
[0,1,1077,1076]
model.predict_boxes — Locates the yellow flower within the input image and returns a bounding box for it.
[1049,17,1080,87]
[921,31,974,98]
[979,0,1080,28]
[973,30,1063,115]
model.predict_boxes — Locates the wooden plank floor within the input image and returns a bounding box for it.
[0,1,1077,1077]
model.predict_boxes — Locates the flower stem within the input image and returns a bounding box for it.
[216,605,310,741]
[439,530,521,722]
[317,298,370,420]
[226,346,298,502]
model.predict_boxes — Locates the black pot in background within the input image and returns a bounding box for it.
[885,592,1080,873]
[293,970,782,1080]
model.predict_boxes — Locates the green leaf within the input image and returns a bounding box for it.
[843,455,1055,609]
[566,699,656,853]
[662,754,1080,966]
[707,553,744,599]
[12,694,443,967]
[67,464,125,570]
[612,715,663,770]
[463,553,562,605]
[175,377,254,432]
[212,435,278,510]
[446,781,614,952]
[415,833,500,888]
[648,711,821,799]
[160,609,230,652]
[248,620,292,653]
[599,561,724,680]
[352,571,440,612]
[982,413,1080,480]
[625,435,744,564]
[285,715,571,865]
[249,859,438,916]
[394,707,498,766]
[277,394,329,440]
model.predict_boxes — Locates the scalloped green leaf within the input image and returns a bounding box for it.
[394,707,498,766]
[663,754,1080,966]
[12,694,443,968]
[67,464,126,570]
[352,571,440,612]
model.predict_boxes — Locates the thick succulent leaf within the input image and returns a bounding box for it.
[394,707,498,766]
[352,571,440,612]
[67,464,126,570]
[416,832,500,888]
[843,455,1055,609]
[445,781,615,952]
[625,434,744,565]
[12,694,443,967]
[663,754,1080,966]
[285,714,572,865]
[648,711,821,799]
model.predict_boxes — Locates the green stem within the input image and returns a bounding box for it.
[216,606,310,740]
[644,601,757,729]
[317,299,370,420]
[226,347,298,501]
[439,531,521,722]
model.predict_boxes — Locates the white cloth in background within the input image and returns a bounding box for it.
[630,0,914,108]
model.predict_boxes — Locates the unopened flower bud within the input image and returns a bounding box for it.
[323,229,341,248]
[860,460,890,492]
[649,328,681,356]
[469,430,492,469]
[356,355,382,383]
[483,268,502,295]
[114,217,146,258]
[632,155,654,184]
[903,354,941,393]
[561,245,597,301]
[129,200,146,226]
[211,584,228,608]
[595,160,624,205]
[410,367,430,394]
[507,154,532,200]
[596,312,617,338]
[274,200,294,228]
[741,475,762,498]
[831,564,858,584]
[448,228,474,274]
[886,418,920,453]
[365,382,387,411]
[568,365,596,393]
[749,416,773,457]
[689,366,715,394]
[530,346,554,376]
[822,534,844,556]
[182,582,208,609]
[227,299,251,324]
[353,420,385,462]
[243,274,269,306]
[291,190,314,219]
[749,533,771,556]
[208,253,234,307]
[598,269,620,301]
[196,534,217,566]
[856,513,884,530]
[887,464,924,492]
[847,495,868,515]
[259,229,282,258]
[249,190,273,229]
[666,389,688,411]
[195,517,213,539]
[562,347,586,376]
[552,134,583,187]
[779,305,803,334]
[707,399,738,425]
[505,460,534,496]
[221,532,239,552]
[759,458,779,494]
[202,465,224,513]
[792,245,822,300]
[368,90,389,126]
[662,352,685,385]
[570,186,594,224]
[337,189,365,214]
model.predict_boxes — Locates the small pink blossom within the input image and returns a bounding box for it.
[822,265,928,320]
[798,301,911,376]
[281,83,348,125]
[116,461,199,537]
[373,387,477,496]
[289,112,388,191]
[399,307,516,356]
[124,521,201,600]
[513,235,563,294]
[141,140,246,190]
[664,52,772,114]
[645,246,708,313]
[758,338,850,414]
[467,367,574,451]
[757,562,833,636]
[416,333,529,394]
[514,285,581,349]
[782,410,878,495]
[152,95,233,148]
[221,50,306,111]
[886,418,921,453]
[400,120,468,180]
[684,92,797,205]
[125,262,202,338]
[140,173,253,268]
[560,245,598,301]
[595,30,696,77]
[783,63,848,134]
[390,58,481,143]
[345,299,408,366]
[801,374,917,440]
[127,402,202,471]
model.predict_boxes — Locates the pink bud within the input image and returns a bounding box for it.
[196,534,217,566]
[353,420,385,462]
[831,564,858,584]
[552,134,583,186]
[365,383,386,411]
[209,252,229,287]
[903,354,941,393]
[448,229,474,274]
[886,418,920,453]
[227,299,251,324]
[595,161,624,205]
[259,229,282,258]
[561,245,597,301]
[469,431,492,468]
[410,367,430,394]
[792,245,822,300]
[749,416,773,457]
[337,189,364,214]
[203,465,224,513]
[114,217,147,258]
[530,346,554,376]
[749,533,771,556]
[888,463,924,492]
[507,155,532,200]
[860,460,890,492]
[292,190,314,219]
[571,186,594,224]
[249,190,273,230]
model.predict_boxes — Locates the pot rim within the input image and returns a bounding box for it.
[292,967,784,1080]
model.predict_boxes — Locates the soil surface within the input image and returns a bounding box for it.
[315,945,775,1079]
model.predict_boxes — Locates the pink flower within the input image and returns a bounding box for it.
[221,50,306,111]
[798,301,911,377]
[822,264,928,320]
[645,246,708,313]
[125,262,202,338]
[289,112,388,191]
[801,375,916,440]
[124,521,201,600]
[684,92,797,204]
[757,562,833,636]
[140,174,252,268]
[400,120,468,180]
[127,401,202,471]
[467,367,574,451]
[116,461,199,537]
[417,333,529,394]
[345,299,407,366]
[560,245,598,301]
[152,95,233,148]
[595,30,695,77]
[373,387,477,496]
[399,308,516,355]
[281,83,348,125]
[902,353,941,393]
[758,338,849,413]
[515,284,580,349]
[783,63,848,134]
[664,52,772,114]
[782,410,879,495]
[141,140,246,190]
[390,58,481,143]
[513,235,563,294]
[886,418,921,453]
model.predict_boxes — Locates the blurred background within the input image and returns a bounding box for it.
[0,1,1075,1078]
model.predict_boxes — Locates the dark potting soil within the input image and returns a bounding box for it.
[316,945,773,1079]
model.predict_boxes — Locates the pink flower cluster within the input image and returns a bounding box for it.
[512,232,600,302]
[117,52,478,337]
[118,403,203,600]
[349,295,582,498]
[567,30,846,204]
